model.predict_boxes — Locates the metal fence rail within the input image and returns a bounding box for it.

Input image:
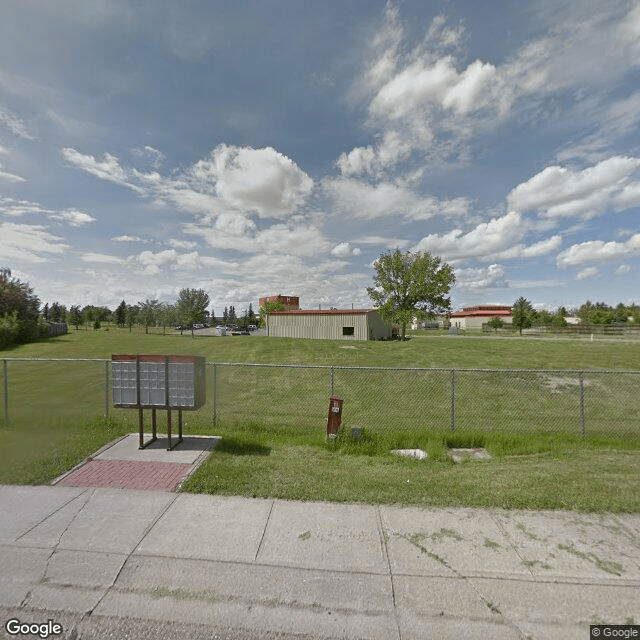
[1,358,639,439]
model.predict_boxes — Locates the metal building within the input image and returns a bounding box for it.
[266,309,392,340]
[449,305,512,330]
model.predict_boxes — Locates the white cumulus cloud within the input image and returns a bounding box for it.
[413,211,523,260]
[556,234,640,267]
[507,156,640,219]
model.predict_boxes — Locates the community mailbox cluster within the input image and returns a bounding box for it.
[112,354,206,450]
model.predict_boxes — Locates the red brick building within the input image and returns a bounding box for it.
[259,294,300,310]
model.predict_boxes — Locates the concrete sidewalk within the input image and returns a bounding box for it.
[1,485,639,639]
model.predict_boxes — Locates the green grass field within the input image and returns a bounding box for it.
[2,326,640,511]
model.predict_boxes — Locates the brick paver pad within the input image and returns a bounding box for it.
[58,459,194,492]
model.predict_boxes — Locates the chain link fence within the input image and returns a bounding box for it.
[1,359,639,440]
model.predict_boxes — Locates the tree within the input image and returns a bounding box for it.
[49,302,66,323]
[259,300,285,327]
[511,297,535,335]
[551,307,567,329]
[125,304,138,332]
[248,302,256,325]
[176,288,210,337]
[0,268,42,346]
[157,303,177,335]
[366,249,455,340]
[138,299,160,334]
[69,306,83,330]
[115,300,127,327]
[487,317,504,333]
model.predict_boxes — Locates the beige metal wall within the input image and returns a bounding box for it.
[450,316,512,330]
[267,312,391,340]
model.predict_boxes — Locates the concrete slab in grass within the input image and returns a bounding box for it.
[0,485,87,542]
[492,510,640,580]
[134,494,272,563]
[256,500,387,573]
[56,488,175,554]
[95,433,220,464]
[448,448,491,463]
[470,577,640,630]
[380,506,526,578]
[113,554,394,618]
[390,449,427,460]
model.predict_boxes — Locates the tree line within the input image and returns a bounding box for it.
[0,268,260,348]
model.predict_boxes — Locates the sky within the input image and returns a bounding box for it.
[1,0,639,315]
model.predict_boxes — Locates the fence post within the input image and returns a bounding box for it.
[212,362,217,428]
[579,371,585,437]
[450,369,456,431]
[2,359,8,427]
[104,360,109,420]
[330,365,335,397]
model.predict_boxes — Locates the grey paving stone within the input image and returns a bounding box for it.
[44,549,127,589]
[257,500,387,573]
[470,577,640,629]
[0,486,86,542]
[56,488,175,554]
[380,506,526,578]
[134,494,273,563]
[492,510,640,580]
[113,554,393,615]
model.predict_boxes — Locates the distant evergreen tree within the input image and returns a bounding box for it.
[115,300,127,327]
[511,297,535,335]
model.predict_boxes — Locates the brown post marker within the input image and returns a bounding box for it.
[138,408,144,449]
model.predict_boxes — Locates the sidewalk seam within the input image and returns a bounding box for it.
[254,499,276,562]
[376,505,402,640]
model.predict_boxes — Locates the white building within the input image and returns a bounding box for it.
[266,309,392,340]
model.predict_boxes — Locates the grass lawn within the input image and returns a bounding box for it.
[181,424,640,513]
[2,327,640,512]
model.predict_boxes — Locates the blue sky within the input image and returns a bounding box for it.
[1,0,639,315]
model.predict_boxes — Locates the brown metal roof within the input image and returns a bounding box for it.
[268,309,376,316]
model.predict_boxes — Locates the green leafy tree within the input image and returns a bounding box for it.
[511,297,535,335]
[259,300,285,327]
[487,317,504,333]
[551,307,568,329]
[68,305,83,330]
[366,249,455,341]
[158,303,177,335]
[138,299,160,334]
[126,304,139,333]
[49,302,66,323]
[248,302,256,324]
[176,288,210,337]
[0,268,42,345]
